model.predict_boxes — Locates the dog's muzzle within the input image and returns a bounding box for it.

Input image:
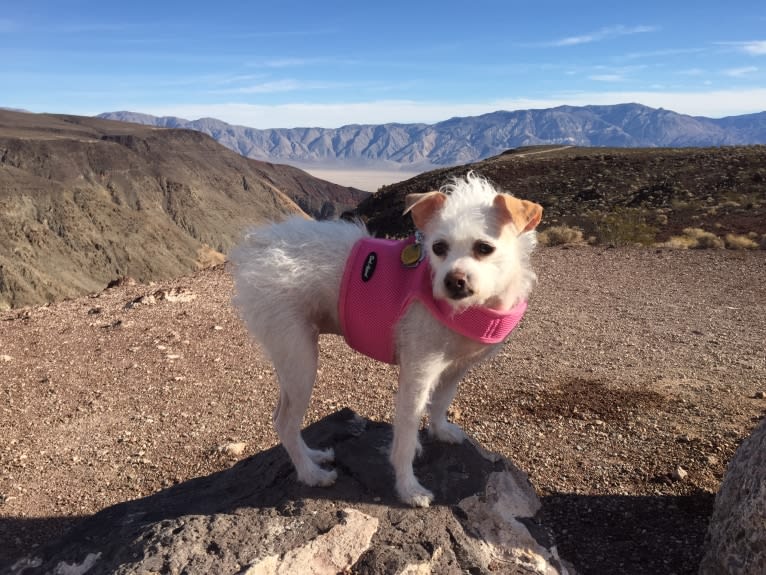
[444,271,474,300]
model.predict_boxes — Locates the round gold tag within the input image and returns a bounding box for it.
[401,243,423,267]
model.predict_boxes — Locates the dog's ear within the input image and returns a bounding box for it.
[403,191,447,229]
[493,194,543,234]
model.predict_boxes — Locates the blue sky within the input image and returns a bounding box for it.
[2,0,765,128]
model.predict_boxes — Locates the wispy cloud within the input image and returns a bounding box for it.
[622,48,705,60]
[717,40,766,55]
[214,79,341,94]
[589,74,626,82]
[547,25,658,47]
[262,58,315,68]
[741,40,766,55]
[724,66,758,77]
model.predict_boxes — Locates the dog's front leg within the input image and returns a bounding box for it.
[390,357,446,507]
[428,364,470,444]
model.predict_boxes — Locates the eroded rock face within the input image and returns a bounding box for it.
[700,417,766,575]
[4,409,572,575]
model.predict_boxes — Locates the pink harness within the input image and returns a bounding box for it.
[338,236,527,364]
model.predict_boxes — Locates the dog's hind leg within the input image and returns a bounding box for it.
[269,325,337,487]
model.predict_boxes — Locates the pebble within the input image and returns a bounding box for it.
[754,391,766,400]
[0,355,13,362]
[219,442,247,457]
[671,465,688,481]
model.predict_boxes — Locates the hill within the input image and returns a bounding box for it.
[0,110,366,309]
[354,145,766,246]
[99,104,766,169]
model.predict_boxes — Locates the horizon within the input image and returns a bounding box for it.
[2,1,766,128]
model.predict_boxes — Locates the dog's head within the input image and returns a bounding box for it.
[404,172,542,312]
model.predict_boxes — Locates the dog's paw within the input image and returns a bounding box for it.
[297,465,338,487]
[429,420,467,444]
[397,480,434,508]
[307,447,335,464]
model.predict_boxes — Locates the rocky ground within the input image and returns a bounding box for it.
[1,247,765,574]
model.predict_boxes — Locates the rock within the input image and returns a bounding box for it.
[154,287,196,303]
[0,355,12,362]
[671,465,688,482]
[218,441,247,458]
[700,416,766,574]
[244,508,378,574]
[3,410,572,575]
[754,391,765,400]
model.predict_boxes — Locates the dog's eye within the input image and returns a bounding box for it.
[474,241,495,257]
[432,240,449,257]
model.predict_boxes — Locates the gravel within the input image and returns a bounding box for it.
[1,246,765,574]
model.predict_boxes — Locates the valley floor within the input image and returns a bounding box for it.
[300,167,422,192]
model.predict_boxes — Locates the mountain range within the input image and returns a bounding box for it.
[99,104,766,169]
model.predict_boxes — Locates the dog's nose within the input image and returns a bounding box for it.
[444,271,473,299]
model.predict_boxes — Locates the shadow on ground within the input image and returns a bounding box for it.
[541,491,714,575]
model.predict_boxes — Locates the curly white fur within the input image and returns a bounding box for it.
[230,174,541,506]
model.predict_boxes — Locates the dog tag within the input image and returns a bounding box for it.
[401,243,423,267]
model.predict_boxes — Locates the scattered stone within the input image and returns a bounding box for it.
[213,325,224,331]
[124,294,156,309]
[106,277,137,289]
[154,287,196,303]
[0,355,13,362]
[10,410,572,575]
[671,466,688,482]
[218,442,247,458]
[701,416,766,574]
[124,288,196,309]
[754,391,766,400]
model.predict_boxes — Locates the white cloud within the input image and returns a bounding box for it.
[720,40,766,56]
[743,41,766,55]
[717,40,766,55]
[622,48,705,60]
[136,88,766,128]
[724,66,758,77]
[589,74,625,82]
[548,25,657,47]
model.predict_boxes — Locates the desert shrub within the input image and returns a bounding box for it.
[662,228,724,249]
[684,228,725,249]
[590,208,658,246]
[725,234,759,250]
[196,244,226,268]
[538,225,586,246]
[660,236,696,249]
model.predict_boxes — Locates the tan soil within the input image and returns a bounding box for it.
[1,247,765,574]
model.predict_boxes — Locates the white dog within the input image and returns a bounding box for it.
[230,172,542,507]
